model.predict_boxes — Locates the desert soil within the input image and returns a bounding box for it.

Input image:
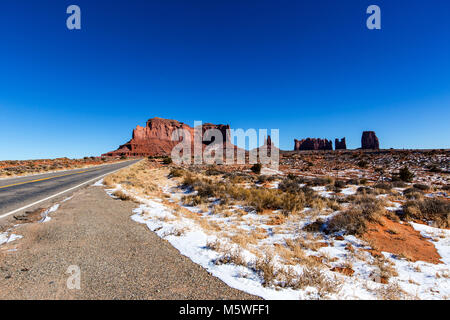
[0,185,259,300]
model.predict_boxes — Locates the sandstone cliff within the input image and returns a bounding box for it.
[335,138,347,150]
[294,138,333,151]
[102,117,232,157]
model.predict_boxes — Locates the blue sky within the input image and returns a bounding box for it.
[0,0,449,160]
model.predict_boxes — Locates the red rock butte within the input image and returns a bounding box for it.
[361,131,380,150]
[102,117,234,157]
[294,138,333,151]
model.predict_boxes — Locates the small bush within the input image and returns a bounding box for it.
[428,164,442,173]
[303,219,325,232]
[357,186,375,195]
[205,167,223,176]
[257,175,276,184]
[113,190,132,201]
[162,156,173,165]
[374,182,391,191]
[278,179,302,193]
[357,160,368,168]
[326,195,385,235]
[346,178,360,185]
[334,180,346,188]
[391,181,407,188]
[402,198,449,228]
[398,166,414,182]
[169,168,184,178]
[309,177,333,186]
[251,163,262,174]
[413,183,430,191]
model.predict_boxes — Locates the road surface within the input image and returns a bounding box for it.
[0,160,140,219]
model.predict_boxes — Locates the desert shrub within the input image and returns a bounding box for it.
[182,172,200,188]
[280,192,305,215]
[398,166,414,182]
[303,219,325,232]
[205,167,223,176]
[391,181,407,188]
[374,182,391,191]
[357,160,368,168]
[402,198,449,228]
[346,178,360,185]
[120,155,127,160]
[441,185,450,191]
[169,168,184,178]
[286,173,297,180]
[162,156,173,165]
[413,183,430,191]
[359,178,368,185]
[309,177,333,186]
[254,255,276,287]
[326,195,385,235]
[257,175,276,184]
[251,163,262,174]
[334,180,346,188]
[357,186,375,195]
[404,191,424,200]
[182,194,205,206]
[278,179,302,193]
[403,187,423,195]
[113,190,132,201]
[427,164,442,173]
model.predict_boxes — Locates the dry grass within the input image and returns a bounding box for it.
[375,282,407,300]
[113,190,133,201]
[326,194,386,235]
[402,198,449,228]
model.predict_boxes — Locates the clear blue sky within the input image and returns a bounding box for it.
[0,0,449,160]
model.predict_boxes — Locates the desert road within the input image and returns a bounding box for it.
[0,159,140,219]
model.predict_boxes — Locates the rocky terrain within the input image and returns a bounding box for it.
[94,148,449,300]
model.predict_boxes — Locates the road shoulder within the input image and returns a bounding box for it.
[0,184,259,300]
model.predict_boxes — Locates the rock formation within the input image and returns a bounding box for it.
[102,117,232,157]
[294,138,333,151]
[361,131,380,150]
[335,138,347,150]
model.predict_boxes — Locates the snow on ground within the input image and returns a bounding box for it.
[107,181,450,300]
[92,178,104,186]
[386,223,450,300]
[0,232,22,246]
[311,186,333,198]
[260,167,284,176]
[40,203,60,223]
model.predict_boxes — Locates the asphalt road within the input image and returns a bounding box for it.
[0,160,140,219]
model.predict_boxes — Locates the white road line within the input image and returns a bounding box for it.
[0,164,132,220]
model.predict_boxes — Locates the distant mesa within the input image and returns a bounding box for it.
[294,138,333,151]
[335,138,347,150]
[102,117,233,157]
[361,131,380,150]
